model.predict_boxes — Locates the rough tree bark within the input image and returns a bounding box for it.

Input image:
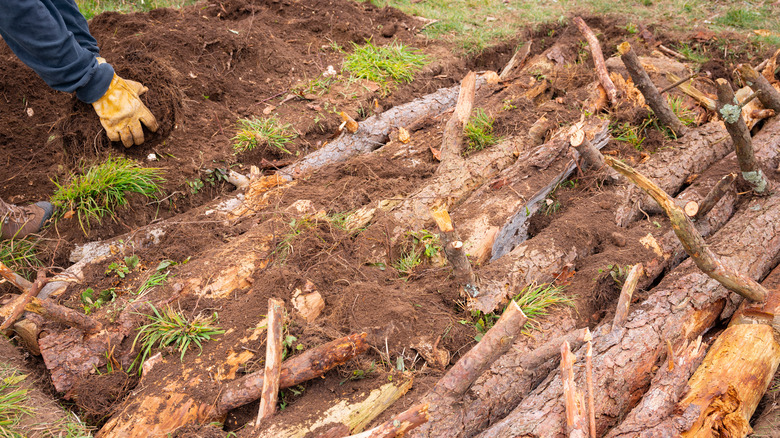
[475,190,780,438]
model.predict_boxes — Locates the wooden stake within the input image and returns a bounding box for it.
[434,300,527,396]
[257,298,284,425]
[693,173,736,220]
[573,17,618,106]
[736,63,780,112]
[612,263,644,330]
[561,341,588,438]
[605,155,768,302]
[618,42,687,137]
[715,78,770,194]
[584,329,596,438]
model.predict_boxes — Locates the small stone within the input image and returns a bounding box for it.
[610,232,627,247]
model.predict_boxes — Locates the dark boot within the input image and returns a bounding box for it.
[0,200,54,240]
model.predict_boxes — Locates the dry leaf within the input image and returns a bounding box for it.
[430,145,441,161]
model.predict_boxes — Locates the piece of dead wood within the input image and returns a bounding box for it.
[476,190,780,438]
[257,298,284,424]
[0,261,33,293]
[570,125,605,171]
[607,155,768,302]
[99,333,369,437]
[658,44,688,61]
[262,379,413,438]
[692,172,736,220]
[737,63,780,112]
[430,205,477,297]
[612,263,643,331]
[528,115,553,147]
[439,71,476,165]
[716,78,771,194]
[658,71,701,94]
[343,403,430,438]
[584,330,596,438]
[339,112,359,133]
[0,269,45,331]
[28,296,102,334]
[618,41,688,136]
[561,341,588,438]
[573,17,618,106]
[499,41,532,81]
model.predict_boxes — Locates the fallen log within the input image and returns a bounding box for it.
[258,377,412,438]
[618,41,688,136]
[98,333,369,437]
[474,188,780,438]
[573,17,618,106]
[614,121,733,227]
[607,264,780,436]
[452,117,609,264]
[607,155,769,302]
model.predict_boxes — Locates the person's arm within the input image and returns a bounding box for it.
[0,0,112,103]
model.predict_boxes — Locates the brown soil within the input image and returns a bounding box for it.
[1,1,777,436]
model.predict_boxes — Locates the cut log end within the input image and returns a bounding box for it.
[684,201,699,218]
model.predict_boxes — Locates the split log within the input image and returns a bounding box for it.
[618,41,688,136]
[604,337,709,438]
[259,378,413,438]
[573,17,618,106]
[606,155,768,302]
[474,188,780,438]
[737,63,780,112]
[614,121,734,227]
[338,403,429,438]
[716,78,770,194]
[0,269,44,331]
[257,298,284,424]
[99,333,369,437]
[561,341,588,438]
[584,331,596,438]
[608,264,780,436]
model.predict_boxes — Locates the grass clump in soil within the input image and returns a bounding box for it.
[0,239,42,282]
[342,41,427,92]
[667,95,696,126]
[232,116,297,155]
[464,108,497,155]
[393,229,440,277]
[130,304,224,374]
[51,157,164,232]
[0,366,30,438]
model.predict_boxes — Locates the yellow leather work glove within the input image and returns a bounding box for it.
[91,74,159,147]
[96,57,148,96]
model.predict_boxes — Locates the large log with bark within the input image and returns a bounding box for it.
[475,188,780,438]
[614,121,734,227]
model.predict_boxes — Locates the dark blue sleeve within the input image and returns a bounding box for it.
[0,0,113,103]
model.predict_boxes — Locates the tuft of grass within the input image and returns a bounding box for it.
[51,157,164,233]
[510,282,573,326]
[667,95,696,126]
[77,0,197,19]
[130,304,224,374]
[0,239,41,282]
[715,8,763,30]
[612,122,646,150]
[464,108,497,155]
[0,366,31,438]
[393,229,440,277]
[342,41,427,93]
[675,43,710,64]
[232,116,296,154]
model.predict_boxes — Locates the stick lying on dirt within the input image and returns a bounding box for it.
[573,17,617,106]
[617,41,687,137]
[99,333,370,437]
[737,63,780,112]
[0,269,45,331]
[475,189,780,438]
[608,265,780,436]
[606,155,768,302]
[715,78,771,194]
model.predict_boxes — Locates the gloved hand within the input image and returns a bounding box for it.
[92,73,159,147]
[96,57,148,96]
